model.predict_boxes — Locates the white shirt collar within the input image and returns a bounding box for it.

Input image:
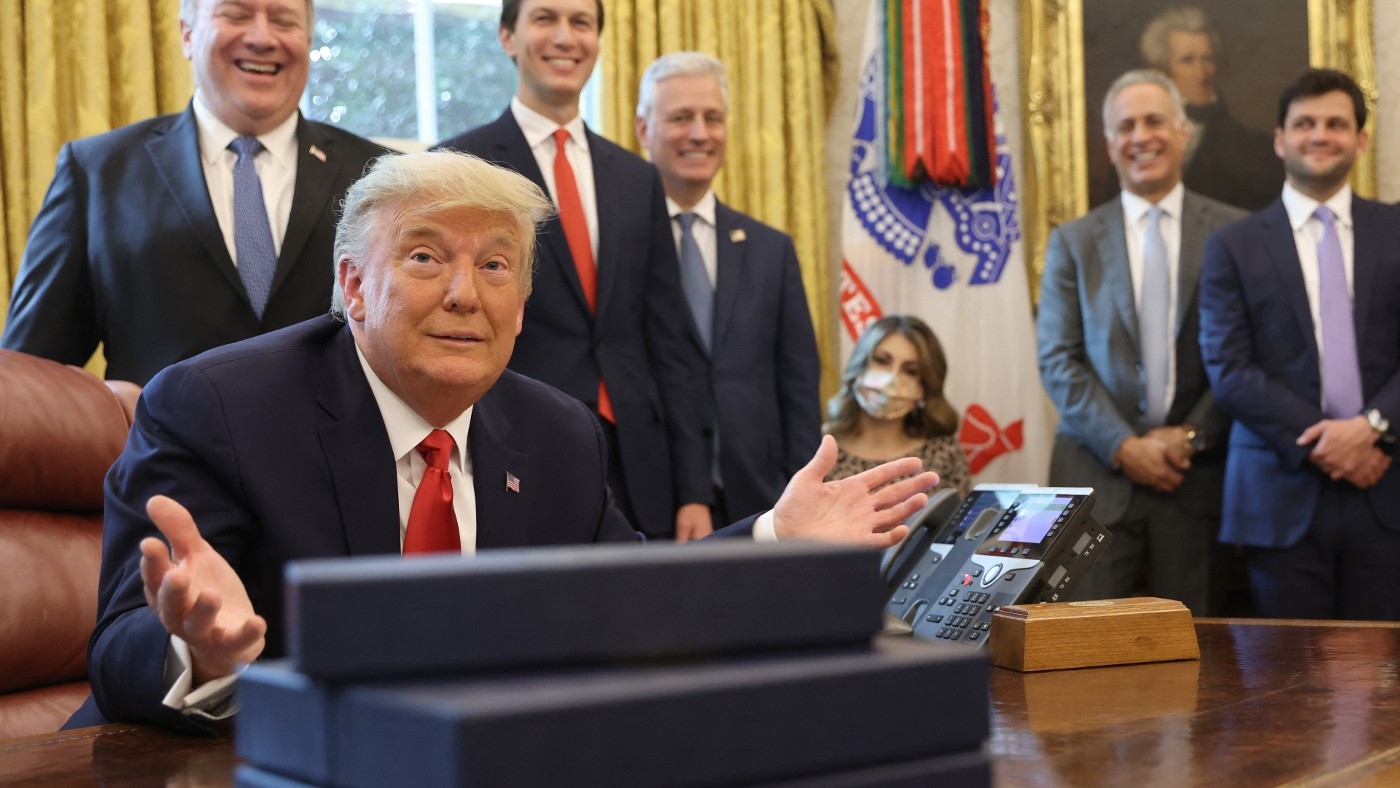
[667,189,717,226]
[352,339,472,473]
[191,95,299,171]
[1119,181,1185,223]
[510,96,589,156]
[1282,181,1353,232]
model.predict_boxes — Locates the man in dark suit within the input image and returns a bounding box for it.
[633,52,820,527]
[1,0,387,385]
[1037,70,1243,615]
[1199,69,1400,620]
[435,0,711,541]
[84,150,936,729]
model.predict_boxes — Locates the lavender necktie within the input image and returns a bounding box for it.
[1315,205,1363,418]
[230,135,277,319]
[1140,205,1171,426]
[677,213,713,352]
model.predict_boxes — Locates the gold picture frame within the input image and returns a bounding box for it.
[1017,0,1375,299]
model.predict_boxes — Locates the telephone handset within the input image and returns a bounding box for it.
[880,488,964,587]
[910,487,1110,648]
[883,484,1036,626]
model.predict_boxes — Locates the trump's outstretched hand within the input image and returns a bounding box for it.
[773,435,939,547]
[139,495,266,686]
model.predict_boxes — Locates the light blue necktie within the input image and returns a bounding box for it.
[230,135,277,319]
[677,213,713,353]
[1140,205,1171,427]
[1315,205,1363,418]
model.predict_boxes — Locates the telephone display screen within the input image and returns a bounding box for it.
[998,495,1074,544]
[935,489,1025,544]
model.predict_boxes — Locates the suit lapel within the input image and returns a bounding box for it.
[587,127,619,317]
[273,117,342,298]
[1259,200,1318,357]
[470,386,531,549]
[711,202,743,354]
[1176,194,1208,337]
[315,324,401,555]
[1093,205,1140,348]
[144,105,244,295]
[1351,195,1379,341]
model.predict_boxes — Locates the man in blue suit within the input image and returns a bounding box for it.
[633,52,821,529]
[83,150,937,729]
[435,0,711,541]
[1,0,388,385]
[1036,70,1242,616]
[1199,69,1400,620]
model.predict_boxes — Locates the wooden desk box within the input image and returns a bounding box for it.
[989,597,1199,672]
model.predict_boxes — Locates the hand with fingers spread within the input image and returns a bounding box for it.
[773,435,938,547]
[139,495,266,686]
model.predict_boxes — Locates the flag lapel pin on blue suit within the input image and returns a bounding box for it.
[729,228,746,243]
[505,472,521,493]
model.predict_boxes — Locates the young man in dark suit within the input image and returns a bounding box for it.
[1199,69,1400,619]
[435,0,712,541]
[633,51,821,526]
[1,0,388,385]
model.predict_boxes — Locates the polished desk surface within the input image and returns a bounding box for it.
[3,620,1399,787]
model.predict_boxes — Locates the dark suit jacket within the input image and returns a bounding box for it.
[1199,196,1400,548]
[437,112,709,536]
[1,104,388,385]
[1037,190,1245,524]
[87,316,742,728]
[684,201,820,521]
[1182,100,1283,213]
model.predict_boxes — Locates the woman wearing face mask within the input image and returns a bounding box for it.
[823,315,971,494]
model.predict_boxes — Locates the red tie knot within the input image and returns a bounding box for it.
[553,127,571,150]
[417,429,455,471]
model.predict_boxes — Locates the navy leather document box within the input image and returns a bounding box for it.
[236,638,989,787]
[284,540,887,680]
[234,749,991,788]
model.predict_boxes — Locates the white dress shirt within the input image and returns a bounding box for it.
[1120,182,1184,416]
[191,95,299,265]
[1280,181,1356,394]
[511,97,599,262]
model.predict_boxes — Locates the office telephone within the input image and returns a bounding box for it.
[884,486,1111,649]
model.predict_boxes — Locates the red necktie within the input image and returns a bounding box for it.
[403,429,461,554]
[552,128,614,423]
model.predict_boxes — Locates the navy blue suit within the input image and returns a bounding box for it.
[1200,196,1400,617]
[437,112,709,537]
[1,105,388,385]
[687,202,820,522]
[86,317,688,728]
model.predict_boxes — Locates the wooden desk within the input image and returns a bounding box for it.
[4,621,1399,787]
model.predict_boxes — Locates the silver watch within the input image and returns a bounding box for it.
[1366,408,1391,435]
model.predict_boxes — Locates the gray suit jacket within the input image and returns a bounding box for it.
[1036,190,1245,523]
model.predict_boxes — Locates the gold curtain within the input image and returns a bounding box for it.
[600,0,842,397]
[0,0,190,370]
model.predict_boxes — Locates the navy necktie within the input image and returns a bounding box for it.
[230,135,277,319]
[677,213,713,352]
[1315,205,1363,418]
[1140,205,1171,426]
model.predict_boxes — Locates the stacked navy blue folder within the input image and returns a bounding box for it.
[235,540,991,787]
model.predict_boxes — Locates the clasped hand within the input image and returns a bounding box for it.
[1297,416,1390,489]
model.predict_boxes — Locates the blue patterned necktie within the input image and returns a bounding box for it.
[230,135,277,319]
[677,212,713,352]
[1140,205,1171,427]
[1315,205,1363,418]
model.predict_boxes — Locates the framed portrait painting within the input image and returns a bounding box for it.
[1017,0,1374,295]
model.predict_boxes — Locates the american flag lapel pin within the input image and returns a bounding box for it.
[308,144,327,163]
[505,471,521,494]
[729,228,746,243]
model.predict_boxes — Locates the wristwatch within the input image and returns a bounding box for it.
[1181,423,1207,454]
[1365,408,1392,439]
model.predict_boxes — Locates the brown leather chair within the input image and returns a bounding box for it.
[0,349,139,739]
